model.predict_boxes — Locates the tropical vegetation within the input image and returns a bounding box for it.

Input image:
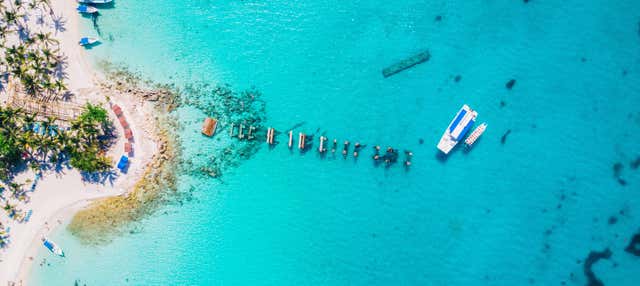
[0,0,68,101]
[0,104,114,180]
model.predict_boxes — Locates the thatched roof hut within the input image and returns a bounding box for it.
[202,117,218,137]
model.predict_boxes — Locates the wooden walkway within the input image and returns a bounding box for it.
[2,78,85,122]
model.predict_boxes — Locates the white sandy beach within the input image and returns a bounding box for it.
[0,0,159,284]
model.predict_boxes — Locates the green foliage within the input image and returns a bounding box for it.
[78,103,109,125]
[69,150,111,173]
[0,0,67,100]
[0,104,114,177]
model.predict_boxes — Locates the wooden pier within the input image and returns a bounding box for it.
[298,132,306,150]
[197,121,418,170]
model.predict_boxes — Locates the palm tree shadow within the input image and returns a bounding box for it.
[52,15,67,34]
[17,26,31,43]
[59,91,74,101]
[81,169,118,185]
[53,54,69,80]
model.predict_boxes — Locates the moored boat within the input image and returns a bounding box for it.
[464,122,487,147]
[76,4,98,14]
[43,237,64,257]
[77,0,113,4]
[78,37,99,46]
[437,104,477,154]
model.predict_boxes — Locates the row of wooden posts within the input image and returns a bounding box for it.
[202,118,413,167]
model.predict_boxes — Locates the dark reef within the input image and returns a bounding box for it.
[613,162,627,186]
[454,75,461,82]
[435,15,442,22]
[607,216,617,225]
[625,232,640,256]
[630,156,640,169]
[583,248,612,286]
[501,129,511,145]
[505,79,516,90]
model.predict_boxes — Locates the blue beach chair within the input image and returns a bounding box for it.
[23,210,33,222]
[117,155,129,171]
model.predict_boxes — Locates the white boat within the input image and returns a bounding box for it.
[77,0,113,4]
[76,4,98,14]
[465,122,487,147]
[43,237,64,257]
[78,37,99,46]
[437,104,477,154]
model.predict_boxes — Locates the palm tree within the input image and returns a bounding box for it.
[53,79,65,90]
[20,73,39,96]
[34,32,57,47]
[22,111,36,129]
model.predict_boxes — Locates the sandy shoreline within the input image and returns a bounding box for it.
[0,0,160,284]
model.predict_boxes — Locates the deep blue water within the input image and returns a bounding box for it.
[30,0,640,285]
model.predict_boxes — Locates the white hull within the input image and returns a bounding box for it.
[77,0,112,4]
[437,104,477,154]
[43,238,65,257]
[79,37,99,46]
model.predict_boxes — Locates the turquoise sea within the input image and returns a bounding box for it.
[29,0,640,285]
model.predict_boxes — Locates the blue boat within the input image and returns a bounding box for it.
[437,104,478,154]
[78,37,99,46]
[77,0,113,4]
[76,4,98,14]
[43,238,64,257]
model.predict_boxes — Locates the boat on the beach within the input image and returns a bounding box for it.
[464,122,487,147]
[76,4,98,14]
[78,37,99,46]
[77,0,113,4]
[437,104,477,154]
[42,238,64,257]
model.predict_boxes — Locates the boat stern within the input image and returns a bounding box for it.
[437,132,457,154]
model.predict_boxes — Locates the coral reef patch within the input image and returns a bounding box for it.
[624,232,640,257]
[583,248,612,286]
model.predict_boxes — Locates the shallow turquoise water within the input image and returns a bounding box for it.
[29,0,640,285]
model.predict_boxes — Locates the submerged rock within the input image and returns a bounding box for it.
[613,162,624,176]
[505,79,516,90]
[454,75,461,82]
[625,232,640,256]
[583,248,612,286]
[607,216,617,225]
[435,15,443,22]
[613,162,627,186]
[501,129,511,145]
[630,157,640,169]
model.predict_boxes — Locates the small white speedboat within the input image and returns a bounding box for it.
[78,37,99,46]
[43,237,64,257]
[77,4,98,14]
[77,0,113,4]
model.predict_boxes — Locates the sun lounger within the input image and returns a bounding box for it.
[117,155,129,171]
[124,128,133,140]
[23,210,33,222]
